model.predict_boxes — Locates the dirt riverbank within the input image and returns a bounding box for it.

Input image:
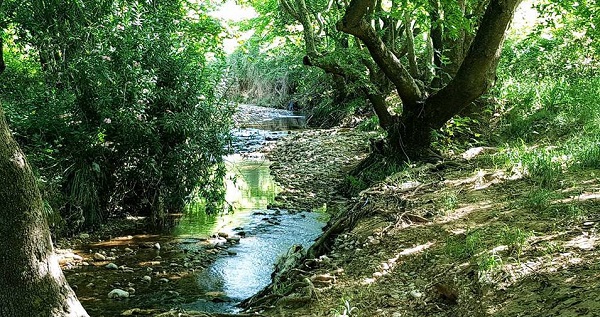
[250,132,600,316]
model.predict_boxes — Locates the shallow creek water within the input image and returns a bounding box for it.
[62,112,326,316]
[177,153,327,313]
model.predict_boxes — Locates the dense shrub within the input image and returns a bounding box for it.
[1,0,232,233]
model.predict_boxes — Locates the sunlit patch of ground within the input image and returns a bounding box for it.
[257,144,600,316]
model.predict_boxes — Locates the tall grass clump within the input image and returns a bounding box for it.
[570,136,600,169]
[493,8,600,147]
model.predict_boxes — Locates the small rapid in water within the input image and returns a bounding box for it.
[176,149,326,313]
[175,106,323,312]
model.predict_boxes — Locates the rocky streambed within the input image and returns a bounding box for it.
[57,104,328,316]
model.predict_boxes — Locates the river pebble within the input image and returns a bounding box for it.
[108,289,129,299]
[105,263,118,270]
[93,253,106,261]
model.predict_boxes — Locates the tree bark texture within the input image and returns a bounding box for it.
[0,106,88,317]
[337,0,423,107]
[338,0,521,156]
[423,0,522,129]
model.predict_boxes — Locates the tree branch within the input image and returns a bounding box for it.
[365,91,393,129]
[337,0,422,107]
[429,0,443,87]
[425,0,523,128]
[0,36,5,75]
[404,11,418,77]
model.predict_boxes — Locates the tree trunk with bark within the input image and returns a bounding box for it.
[339,0,522,158]
[0,103,88,316]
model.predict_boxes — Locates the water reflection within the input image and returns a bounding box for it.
[224,154,279,211]
[173,154,279,237]
[173,126,326,313]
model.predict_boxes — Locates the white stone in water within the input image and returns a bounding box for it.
[105,263,118,270]
[93,253,106,261]
[142,276,152,282]
[153,243,161,250]
[108,289,130,299]
[124,247,134,253]
[410,290,423,299]
[159,278,169,283]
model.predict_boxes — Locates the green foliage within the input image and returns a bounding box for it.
[356,115,380,132]
[571,136,600,169]
[499,226,533,260]
[495,4,600,148]
[432,115,485,153]
[476,252,503,277]
[522,151,563,189]
[1,0,232,233]
[522,188,557,212]
[445,230,484,260]
[441,191,459,212]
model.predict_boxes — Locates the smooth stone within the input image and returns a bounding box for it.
[153,243,161,250]
[205,291,226,298]
[93,253,106,261]
[227,236,241,243]
[410,290,423,299]
[142,276,152,282]
[105,263,118,270]
[108,289,129,299]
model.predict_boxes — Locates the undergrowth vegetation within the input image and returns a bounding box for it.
[1,1,231,234]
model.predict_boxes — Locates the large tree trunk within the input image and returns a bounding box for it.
[338,0,521,158]
[0,104,88,316]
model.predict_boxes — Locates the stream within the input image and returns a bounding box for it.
[61,106,327,316]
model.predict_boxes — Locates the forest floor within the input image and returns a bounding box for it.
[252,129,600,317]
